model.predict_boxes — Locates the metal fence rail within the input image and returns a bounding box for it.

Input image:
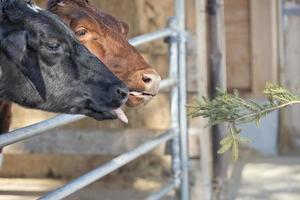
[0,0,189,199]
[283,1,300,16]
[39,130,175,200]
[0,76,176,148]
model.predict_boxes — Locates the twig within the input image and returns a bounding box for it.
[188,83,300,161]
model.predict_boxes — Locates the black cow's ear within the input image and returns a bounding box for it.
[1,31,27,63]
[0,5,3,23]
[1,31,46,100]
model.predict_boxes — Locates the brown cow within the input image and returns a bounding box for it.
[47,0,161,107]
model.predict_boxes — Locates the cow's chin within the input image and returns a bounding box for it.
[126,93,154,107]
[86,107,128,124]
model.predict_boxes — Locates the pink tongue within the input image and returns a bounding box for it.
[129,91,143,97]
[112,108,128,124]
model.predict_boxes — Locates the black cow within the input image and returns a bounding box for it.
[0,0,129,122]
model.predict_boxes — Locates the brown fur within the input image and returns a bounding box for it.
[0,102,12,153]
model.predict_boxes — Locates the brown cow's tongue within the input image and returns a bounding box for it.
[112,108,128,124]
[130,91,142,96]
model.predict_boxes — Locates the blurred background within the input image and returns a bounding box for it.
[1,0,300,199]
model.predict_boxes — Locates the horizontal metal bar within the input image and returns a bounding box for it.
[129,28,174,47]
[6,129,166,155]
[146,179,180,200]
[159,78,178,91]
[39,130,175,200]
[284,5,300,16]
[0,114,85,148]
[284,8,300,15]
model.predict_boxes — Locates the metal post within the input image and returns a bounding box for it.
[167,16,182,196]
[175,0,190,199]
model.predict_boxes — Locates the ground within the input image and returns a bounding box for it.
[2,153,300,199]
[228,151,300,200]
[0,178,174,200]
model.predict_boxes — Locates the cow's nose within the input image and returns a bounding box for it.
[142,71,161,93]
[109,84,129,106]
[116,86,129,100]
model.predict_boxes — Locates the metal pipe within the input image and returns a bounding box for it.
[284,3,300,16]
[39,130,175,200]
[0,114,85,148]
[146,179,180,200]
[159,78,178,91]
[175,0,190,199]
[129,28,174,47]
[167,17,182,197]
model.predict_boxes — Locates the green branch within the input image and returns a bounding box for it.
[233,100,300,123]
[188,83,300,161]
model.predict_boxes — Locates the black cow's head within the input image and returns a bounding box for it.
[0,0,129,122]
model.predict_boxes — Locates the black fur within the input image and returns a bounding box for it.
[0,0,128,120]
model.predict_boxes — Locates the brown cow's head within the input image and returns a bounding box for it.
[47,0,161,107]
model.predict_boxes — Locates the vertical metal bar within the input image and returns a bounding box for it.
[175,0,190,199]
[167,17,182,197]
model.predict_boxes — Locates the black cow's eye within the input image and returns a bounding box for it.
[75,29,87,37]
[47,42,60,51]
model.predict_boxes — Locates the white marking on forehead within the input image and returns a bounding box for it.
[27,3,42,13]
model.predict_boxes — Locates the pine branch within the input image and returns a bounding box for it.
[188,83,300,161]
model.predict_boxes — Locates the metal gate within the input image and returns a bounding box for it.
[0,0,190,199]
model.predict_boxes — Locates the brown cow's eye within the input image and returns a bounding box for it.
[75,29,87,37]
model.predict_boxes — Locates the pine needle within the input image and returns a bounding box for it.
[188,83,300,161]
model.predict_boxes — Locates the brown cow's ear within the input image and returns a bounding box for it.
[119,21,129,38]
[59,15,72,26]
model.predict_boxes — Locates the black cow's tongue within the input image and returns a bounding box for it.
[112,108,128,124]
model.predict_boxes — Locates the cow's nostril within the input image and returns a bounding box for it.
[140,72,161,94]
[142,75,152,84]
[143,77,152,84]
[117,87,128,99]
